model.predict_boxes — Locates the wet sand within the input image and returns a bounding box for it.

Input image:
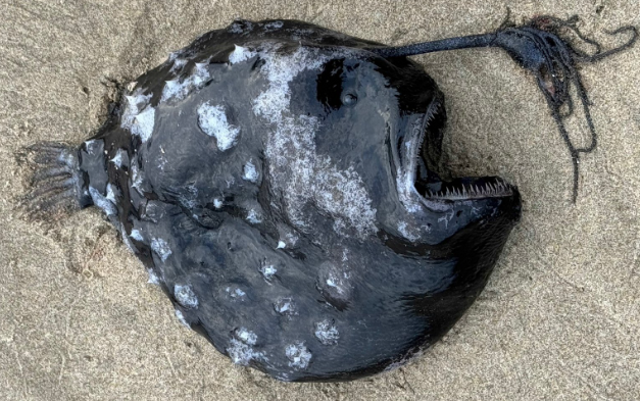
[1,1,639,400]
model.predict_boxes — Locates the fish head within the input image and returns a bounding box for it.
[256,44,521,252]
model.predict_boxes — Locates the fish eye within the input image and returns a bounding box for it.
[342,93,357,106]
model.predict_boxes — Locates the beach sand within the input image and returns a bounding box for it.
[1,1,638,399]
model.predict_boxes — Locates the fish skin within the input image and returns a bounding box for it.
[37,19,521,381]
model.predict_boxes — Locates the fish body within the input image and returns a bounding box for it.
[36,18,616,382]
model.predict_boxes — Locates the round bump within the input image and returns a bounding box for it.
[285,342,312,370]
[342,93,357,106]
[150,238,172,262]
[273,297,297,317]
[314,319,339,345]
[246,209,262,224]
[234,327,258,346]
[174,284,198,309]
[242,160,259,183]
[259,262,278,282]
[316,262,352,311]
[227,328,266,366]
[225,286,247,301]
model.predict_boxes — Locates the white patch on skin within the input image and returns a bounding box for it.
[105,183,118,204]
[121,90,155,143]
[147,269,161,285]
[120,228,136,254]
[235,327,258,345]
[314,320,340,345]
[396,168,421,213]
[246,209,262,224]
[110,149,126,168]
[226,287,246,300]
[57,151,76,168]
[227,338,266,366]
[228,20,253,34]
[180,184,199,209]
[150,238,172,262]
[161,62,211,103]
[89,187,116,216]
[228,45,257,64]
[130,229,144,242]
[285,342,312,370]
[264,21,284,30]
[242,160,259,183]
[438,210,455,229]
[326,278,342,292]
[228,23,244,34]
[174,309,190,328]
[167,51,181,62]
[134,107,156,143]
[249,44,376,238]
[285,232,298,245]
[197,102,240,151]
[276,241,286,249]
[274,297,297,316]
[397,220,421,242]
[318,262,352,305]
[260,264,277,281]
[130,163,145,195]
[213,198,224,209]
[170,57,188,72]
[174,284,198,309]
[157,154,168,171]
[84,139,100,155]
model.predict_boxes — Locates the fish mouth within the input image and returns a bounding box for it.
[401,97,517,205]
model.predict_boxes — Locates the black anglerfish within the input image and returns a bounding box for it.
[20,16,636,382]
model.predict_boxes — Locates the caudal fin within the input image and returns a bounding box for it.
[18,142,89,220]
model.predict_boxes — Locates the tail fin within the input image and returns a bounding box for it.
[18,142,90,220]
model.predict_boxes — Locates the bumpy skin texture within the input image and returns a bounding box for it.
[76,19,520,382]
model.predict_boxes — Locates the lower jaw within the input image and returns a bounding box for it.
[416,176,515,201]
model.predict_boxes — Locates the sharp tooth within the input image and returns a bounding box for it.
[446,188,451,197]
[462,186,467,196]
[473,185,480,194]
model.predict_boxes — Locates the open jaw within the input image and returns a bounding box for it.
[406,99,516,204]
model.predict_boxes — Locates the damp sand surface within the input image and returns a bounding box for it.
[1,1,639,400]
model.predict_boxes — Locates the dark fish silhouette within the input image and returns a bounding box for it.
[20,17,636,381]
